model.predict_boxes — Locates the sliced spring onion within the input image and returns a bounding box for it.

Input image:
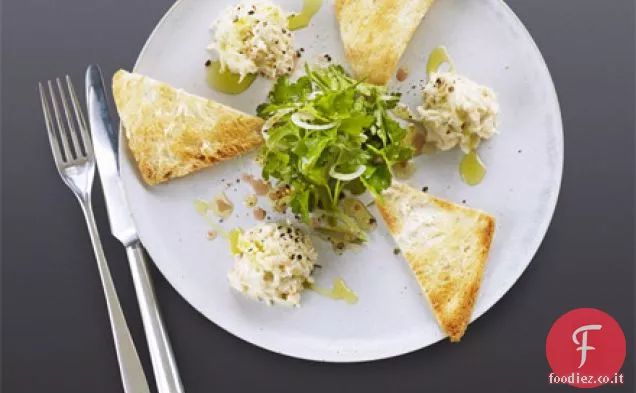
[291,112,336,130]
[307,91,324,100]
[379,95,400,102]
[329,165,366,181]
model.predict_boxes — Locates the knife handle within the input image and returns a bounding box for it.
[126,242,185,393]
[80,201,151,393]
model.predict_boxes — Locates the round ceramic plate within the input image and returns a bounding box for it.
[120,0,563,361]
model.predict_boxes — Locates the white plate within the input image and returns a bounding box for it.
[120,0,563,361]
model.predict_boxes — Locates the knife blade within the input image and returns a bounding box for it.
[86,64,185,393]
[86,65,138,246]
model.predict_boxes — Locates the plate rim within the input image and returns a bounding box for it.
[123,0,564,362]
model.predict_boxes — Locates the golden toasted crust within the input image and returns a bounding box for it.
[377,182,495,341]
[335,0,434,85]
[112,70,264,185]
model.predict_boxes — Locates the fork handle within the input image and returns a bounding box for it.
[80,201,151,393]
[126,242,185,393]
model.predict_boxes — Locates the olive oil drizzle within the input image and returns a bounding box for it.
[193,199,209,216]
[205,60,256,95]
[310,279,358,304]
[193,199,231,236]
[459,150,487,186]
[426,46,455,77]
[288,0,323,31]
[228,228,242,254]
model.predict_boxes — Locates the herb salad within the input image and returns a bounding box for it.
[257,64,413,242]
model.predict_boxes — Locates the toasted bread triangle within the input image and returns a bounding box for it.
[113,70,263,185]
[335,0,435,85]
[376,182,495,341]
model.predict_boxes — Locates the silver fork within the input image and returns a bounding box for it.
[38,77,150,393]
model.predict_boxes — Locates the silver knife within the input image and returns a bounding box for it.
[86,64,186,393]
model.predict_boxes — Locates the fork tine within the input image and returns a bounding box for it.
[56,77,84,158]
[47,80,74,161]
[66,75,93,155]
[39,82,65,165]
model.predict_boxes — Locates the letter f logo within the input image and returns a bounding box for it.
[572,324,602,368]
